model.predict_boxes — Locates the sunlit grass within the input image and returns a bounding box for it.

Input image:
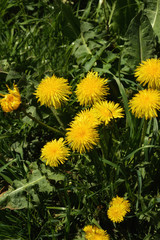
[0,0,160,240]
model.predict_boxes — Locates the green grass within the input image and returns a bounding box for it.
[0,0,160,239]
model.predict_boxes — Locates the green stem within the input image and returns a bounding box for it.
[64,178,71,240]
[99,124,111,159]
[139,118,148,147]
[50,106,65,130]
[22,109,65,136]
[87,149,103,183]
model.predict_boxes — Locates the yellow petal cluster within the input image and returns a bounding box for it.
[83,225,110,240]
[135,58,160,89]
[34,74,71,109]
[107,196,130,223]
[66,109,99,153]
[129,89,160,119]
[93,100,124,125]
[0,84,21,112]
[41,138,70,167]
[75,71,109,106]
[74,108,100,127]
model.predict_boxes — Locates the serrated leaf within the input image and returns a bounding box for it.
[111,0,138,34]
[48,173,65,182]
[80,21,94,33]
[61,4,80,41]
[6,70,21,81]
[40,164,65,182]
[84,45,108,72]
[122,12,156,70]
[144,0,160,41]
[0,166,53,209]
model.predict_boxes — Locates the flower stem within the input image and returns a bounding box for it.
[50,106,65,130]
[22,109,65,136]
[88,149,103,183]
[99,124,110,159]
[139,118,148,147]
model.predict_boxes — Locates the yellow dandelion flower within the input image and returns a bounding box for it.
[135,59,160,89]
[107,196,130,223]
[34,74,72,109]
[93,100,124,125]
[75,71,109,106]
[74,108,100,127]
[66,113,99,153]
[83,225,110,240]
[0,84,21,112]
[129,89,160,119]
[41,138,70,167]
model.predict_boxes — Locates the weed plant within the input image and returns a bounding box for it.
[0,0,160,239]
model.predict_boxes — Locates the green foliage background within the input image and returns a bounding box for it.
[0,0,160,239]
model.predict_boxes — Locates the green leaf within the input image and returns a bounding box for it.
[0,134,11,140]
[41,164,65,182]
[122,12,156,70]
[0,159,17,173]
[111,0,139,34]
[47,173,65,182]
[123,145,160,160]
[0,165,53,209]
[6,70,21,82]
[101,158,119,169]
[61,4,80,41]
[144,0,160,42]
[84,45,108,72]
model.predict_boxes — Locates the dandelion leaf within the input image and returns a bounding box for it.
[41,164,65,182]
[122,12,156,71]
[61,4,80,41]
[111,0,138,34]
[0,166,53,209]
[144,0,160,42]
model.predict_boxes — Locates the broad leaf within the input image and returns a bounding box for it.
[111,0,139,34]
[72,21,109,68]
[0,165,53,209]
[144,0,160,42]
[122,12,156,70]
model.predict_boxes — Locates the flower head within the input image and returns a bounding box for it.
[41,138,70,167]
[107,196,130,223]
[129,89,160,119]
[34,74,71,109]
[93,101,124,125]
[0,84,21,112]
[83,225,110,240]
[66,111,99,153]
[75,71,109,106]
[74,108,100,127]
[135,59,160,89]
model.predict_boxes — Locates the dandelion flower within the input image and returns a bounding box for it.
[66,113,99,153]
[107,196,130,223]
[0,84,21,112]
[75,71,109,106]
[135,59,160,89]
[34,74,71,109]
[41,138,70,167]
[129,89,160,119]
[93,100,124,125]
[74,108,100,127]
[83,225,110,240]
